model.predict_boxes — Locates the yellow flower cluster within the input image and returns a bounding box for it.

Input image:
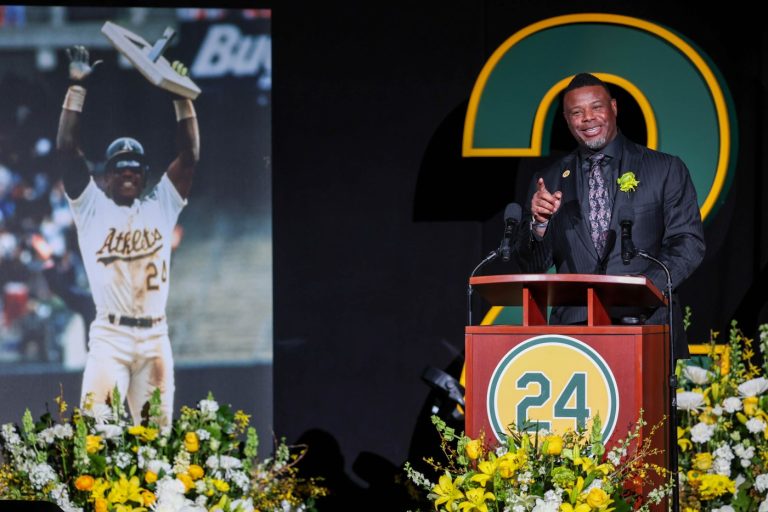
[433,473,465,511]
[428,427,630,512]
[415,412,672,512]
[85,435,103,454]
[83,474,154,512]
[127,425,158,443]
[697,474,735,500]
[561,476,614,512]
[184,431,200,452]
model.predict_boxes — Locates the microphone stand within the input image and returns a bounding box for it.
[471,204,522,325]
[635,249,679,512]
[467,249,499,326]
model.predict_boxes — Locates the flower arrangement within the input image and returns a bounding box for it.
[676,321,768,512]
[0,389,325,512]
[406,414,671,512]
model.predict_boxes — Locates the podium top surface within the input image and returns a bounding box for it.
[469,273,666,308]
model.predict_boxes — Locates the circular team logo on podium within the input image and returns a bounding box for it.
[487,335,619,443]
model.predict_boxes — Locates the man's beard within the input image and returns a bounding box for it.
[584,135,607,150]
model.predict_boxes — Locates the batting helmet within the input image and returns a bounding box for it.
[105,137,148,173]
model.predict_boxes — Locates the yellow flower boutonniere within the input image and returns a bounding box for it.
[618,172,640,192]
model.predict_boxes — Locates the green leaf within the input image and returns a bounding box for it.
[731,487,754,512]
[90,453,107,475]
[611,495,632,512]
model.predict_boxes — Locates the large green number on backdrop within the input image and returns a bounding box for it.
[464,13,736,222]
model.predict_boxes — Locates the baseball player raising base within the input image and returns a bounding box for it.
[57,46,199,425]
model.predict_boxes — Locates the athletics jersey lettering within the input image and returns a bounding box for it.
[67,175,187,318]
[96,227,163,265]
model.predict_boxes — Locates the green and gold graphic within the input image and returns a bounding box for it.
[463,13,737,221]
[487,335,619,443]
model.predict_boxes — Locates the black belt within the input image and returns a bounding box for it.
[108,314,163,328]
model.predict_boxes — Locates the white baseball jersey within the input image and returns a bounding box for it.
[67,174,186,319]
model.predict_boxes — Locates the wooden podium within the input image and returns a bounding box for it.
[465,274,669,455]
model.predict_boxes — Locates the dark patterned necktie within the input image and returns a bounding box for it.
[588,153,611,255]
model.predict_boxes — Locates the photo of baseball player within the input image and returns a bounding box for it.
[0,7,272,440]
[57,45,199,425]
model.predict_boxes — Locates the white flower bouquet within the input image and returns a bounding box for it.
[0,389,325,512]
[676,322,768,511]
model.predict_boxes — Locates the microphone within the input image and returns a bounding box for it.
[500,203,522,262]
[619,206,637,265]
[468,202,522,325]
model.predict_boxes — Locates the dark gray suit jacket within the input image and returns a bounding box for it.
[516,136,705,358]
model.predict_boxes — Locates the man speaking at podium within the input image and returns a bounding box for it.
[516,73,705,358]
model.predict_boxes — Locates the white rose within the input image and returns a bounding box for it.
[690,422,716,443]
[722,397,743,413]
[747,418,767,434]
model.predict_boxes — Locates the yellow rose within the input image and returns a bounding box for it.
[544,435,564,455]
[74,475,95,491]
[145,471,158,484]
[744,396,759,416]
[465,439,482,460]
[188,464,205,480]
[178,473,194,492]
[184,431,200,453]
[95,498,108,512]
[693,452,713,471]
[574,503,591,512]
[85,435,103,454]
[141,490,156,506]
[586,487,611,509]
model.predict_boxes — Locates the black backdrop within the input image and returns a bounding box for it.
[271,1,768,506]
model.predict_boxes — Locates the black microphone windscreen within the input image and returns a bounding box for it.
[504,203,522,222]
[619,205,634,224]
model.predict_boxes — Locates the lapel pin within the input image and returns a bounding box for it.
[562,169,571,178]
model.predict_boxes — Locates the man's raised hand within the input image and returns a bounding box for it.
[531,178,562,224]
[66,45,102,83]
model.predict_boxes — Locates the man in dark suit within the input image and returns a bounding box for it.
[517,73,705,358]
